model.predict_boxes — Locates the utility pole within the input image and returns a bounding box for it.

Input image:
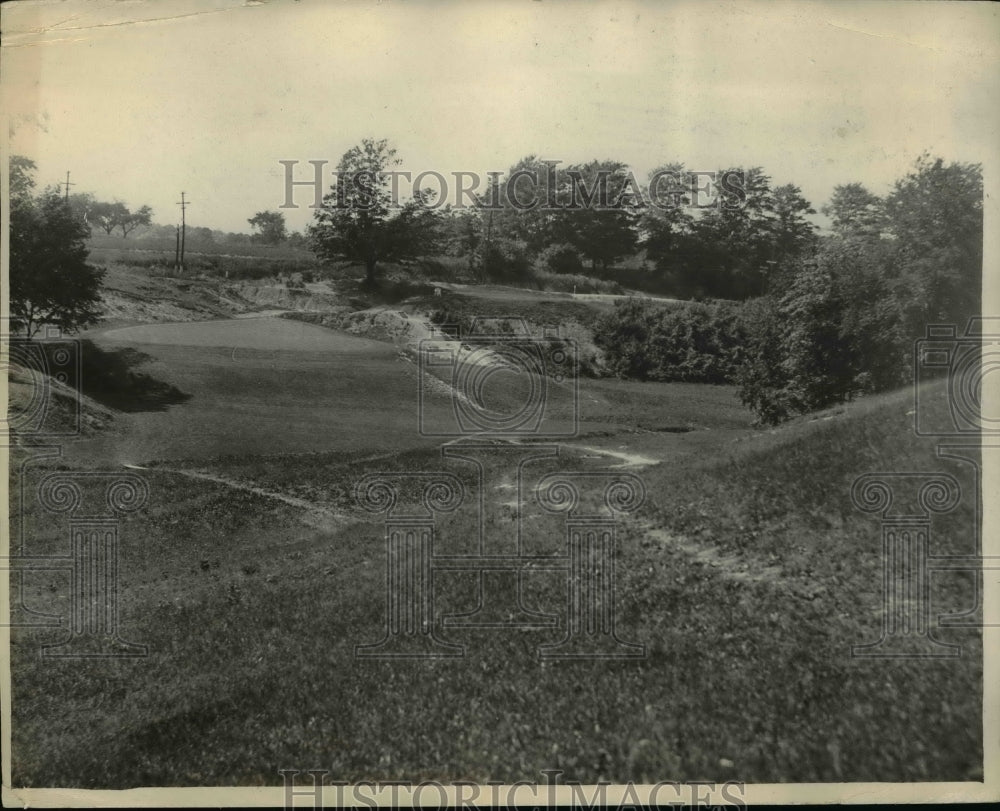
[174,225,181,271]
[176,192,189,271]
[61,171,75,203]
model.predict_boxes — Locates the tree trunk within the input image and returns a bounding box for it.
[365,257,377,287]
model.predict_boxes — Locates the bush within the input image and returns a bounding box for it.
[480,239,532,283]
[735,251,913,425]
[593,298,745,383]
[538,243,584,275]
[731,296,795,424]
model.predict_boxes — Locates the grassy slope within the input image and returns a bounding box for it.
[9,379,982,787]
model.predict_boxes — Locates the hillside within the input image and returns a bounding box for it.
[9,376,981,786]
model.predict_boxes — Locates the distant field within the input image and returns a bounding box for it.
[87,233,317,262]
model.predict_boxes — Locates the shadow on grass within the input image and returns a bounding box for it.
[76,339,192,412]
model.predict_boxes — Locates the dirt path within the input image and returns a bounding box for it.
[630,518,785,585]
[562,444,661,469]
[123,463,351,532]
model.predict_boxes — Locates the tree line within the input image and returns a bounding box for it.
[66,193,152,237]
[593,155,982,423]
[304,139,822,296]
[306,140,982,424]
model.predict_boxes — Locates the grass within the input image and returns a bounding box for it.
[58,319,447,466]
[87,233,318,262]
[5,252,983,786]
[8,372,982,787]
[531,268,624,295]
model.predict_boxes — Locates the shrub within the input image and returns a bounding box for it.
[538,243,584,275]
[732,296,795,424]
[480,239,532,283]
[593,298,745,383]
[735,251,913,425]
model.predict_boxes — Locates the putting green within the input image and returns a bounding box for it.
[99,316,387,353]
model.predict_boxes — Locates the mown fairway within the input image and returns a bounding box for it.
[64,316,444,464]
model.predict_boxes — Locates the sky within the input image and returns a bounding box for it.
[3,0,999,234]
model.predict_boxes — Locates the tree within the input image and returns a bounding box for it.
[643,166,791,300]
[640,163,701,295]
[736,242,910,425]
[437,208,483,272]
[88,201,125,235]
[769,184,818,266]
[309,138,439,285]
[9,157,105,337]
[822,182,885,239]
[484,155,563,256]
[690,166,779,298]
[539,243,584,275]
[593,297,746,384]
[248,210,288,245]
[883,154,982,328]
[67,192,96,228]
[84,200,152,237]
[118,204,152,237]
[186,226,216,248]
[9,155,37,199]
[554,160,639,271]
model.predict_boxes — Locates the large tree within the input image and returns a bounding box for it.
[248,210,287,244]
[485,155,562,255]
[9,157,105,337]
[554,160,639,271]
[640,163,701,295]
[118,204,152,237]
[89,201,128,235]
[769,183,818,265]
[309,138,438,285]
[86,200,151,237]
[645,166,782,299]
[737,155,982,424]
[884,154,982,327]
[821,182,885,239]
[9,155,37,199]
